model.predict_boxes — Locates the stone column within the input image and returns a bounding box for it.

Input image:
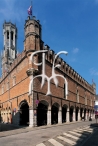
[26,68,38,127]
[82,110,84,120]
[29,107,34,127]
[3,113,5,123]
[58,107,62,124]
[47,106,51,125]
[73,109,75,121]
[66,108,69,122]
[90,110,91,117]
[7,113,8,123]
[92,111,95,119]
[78,109,80,121]
[85,110,87,120]
[5,111,7,123]
[88,111,90,119]
[1,111,4,122]
[29,108,37,127]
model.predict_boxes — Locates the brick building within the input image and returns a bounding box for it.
[0,15,96,127]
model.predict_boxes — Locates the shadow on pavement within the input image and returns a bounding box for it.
[72,122,98,146]
[0,123,28,132]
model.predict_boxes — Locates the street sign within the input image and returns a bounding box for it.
[35,100,39,105]
[13,108,16,112]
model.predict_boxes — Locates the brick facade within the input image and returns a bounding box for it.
[0,16,96,126]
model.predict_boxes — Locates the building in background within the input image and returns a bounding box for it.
[95,95,98,105]
[94,95,98,118]
[0,14,96,127]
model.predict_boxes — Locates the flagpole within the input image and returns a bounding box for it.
[31,0,33,16]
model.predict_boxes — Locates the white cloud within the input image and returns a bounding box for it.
[90,68,98,76]
[72,48,79,54]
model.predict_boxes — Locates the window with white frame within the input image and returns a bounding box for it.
[85,96,87,105]
[77,90,79,103]
[91,98,92,106]
[64,82,68,99]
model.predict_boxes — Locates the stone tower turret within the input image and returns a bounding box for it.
[2,21,17,75]
[24,16,42,53]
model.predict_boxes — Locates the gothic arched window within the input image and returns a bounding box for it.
[77,90,79,103]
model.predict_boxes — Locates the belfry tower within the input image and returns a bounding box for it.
[1,21,17,74]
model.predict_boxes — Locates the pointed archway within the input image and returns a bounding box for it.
[62,105,67,123]
[76,107,79,121]
[37,100,48,126]
[84,108,86,120]
[70,106,74,122]
[19,100,29,126]
[51,103,59,125]
[80,108,83,120]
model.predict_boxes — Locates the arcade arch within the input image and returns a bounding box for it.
[51,103,59,124]
[37,100,49,126]
[80,108,83,120]
[62,104,67,123]
[75,107,79,121]
[19,100,29,126]
[69,106,74,122]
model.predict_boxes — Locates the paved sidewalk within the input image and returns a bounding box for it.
[0,120,96,138]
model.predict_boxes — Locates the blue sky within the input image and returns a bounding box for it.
[0,0,98,93]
